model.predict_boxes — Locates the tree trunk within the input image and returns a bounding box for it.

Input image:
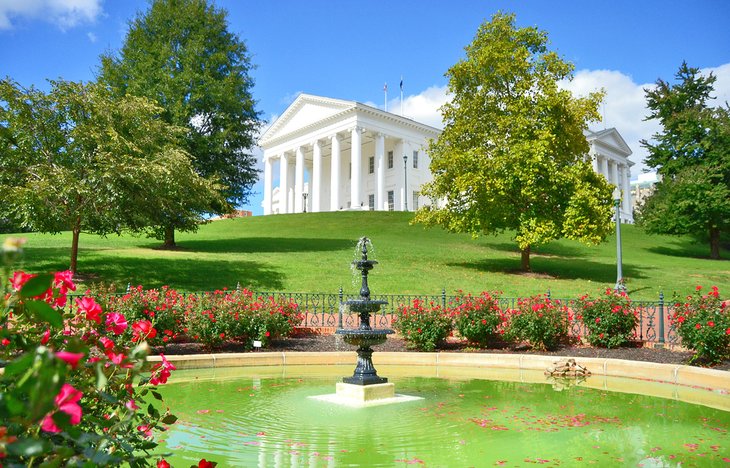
[163,226,176,249]
[520,245,531,272]
[70,218,81,274]
[709,227,720,260]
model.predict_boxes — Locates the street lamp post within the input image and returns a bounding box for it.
[613,187,626,292]
[403,154,408,211]
[302,192,308,213]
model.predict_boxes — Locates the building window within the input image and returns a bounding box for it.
[387,151,394,169]
[413,150,419,169]
[387,191,394,211]
[413,191,419,210]
[369,156,375,174]
[368,194,375,211]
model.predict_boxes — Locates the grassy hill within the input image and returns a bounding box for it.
[3,211,728,300]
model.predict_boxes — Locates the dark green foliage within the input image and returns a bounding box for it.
[639,62,730,259]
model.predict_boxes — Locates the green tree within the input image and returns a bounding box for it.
[638,62,730,259]
[99,0,262,247]
[0,79,222,273]
[414,13,613,271]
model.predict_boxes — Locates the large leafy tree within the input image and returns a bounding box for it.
[638,63,730,259]
[0,79,223,273]
[99,0,262,247]
[415,13,614,271]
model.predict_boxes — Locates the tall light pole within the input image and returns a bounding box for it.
[302,191,308,213]
[613,187,626,292]
[403,154,408,211]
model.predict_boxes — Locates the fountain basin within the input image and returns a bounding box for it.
[153,360,730,467]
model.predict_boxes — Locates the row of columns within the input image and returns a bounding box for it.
[593,155,632,220]
[264,127,400,215]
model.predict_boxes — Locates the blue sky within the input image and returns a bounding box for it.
[2,0,729,215]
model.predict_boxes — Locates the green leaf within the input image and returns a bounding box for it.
[24,299,63,328]
[161,414,178,424]
[151,390,163,401]
[3,351,34,377]
[95,362,108,390]
[19,273,55,298]
[7,437,53,457]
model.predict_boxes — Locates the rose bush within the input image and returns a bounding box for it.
[575,289,638,348]
[451,291,504,347]
[392,299,452,351]
[670,285,729,364]
[0,243,183,466]
[504,294,569,351]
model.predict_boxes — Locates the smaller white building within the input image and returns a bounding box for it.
[259,94,634,223]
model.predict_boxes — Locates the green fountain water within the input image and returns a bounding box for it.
[156,366,729,467]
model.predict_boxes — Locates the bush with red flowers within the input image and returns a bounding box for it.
[670,285,729,364]
[451,291,504,346]
[503,294,569,351]
[575,289,638,348]
[392,299,452,351]
[0,240,180,466]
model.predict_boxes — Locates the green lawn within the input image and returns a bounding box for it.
[3,211,728,300]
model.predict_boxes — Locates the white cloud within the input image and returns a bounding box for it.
[561,64,730,178]
[86,31,96,42]
[0,0,101,31]
[383,86,449,129]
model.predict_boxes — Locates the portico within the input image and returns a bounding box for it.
[586,128,635,223]
[259,94,440,215]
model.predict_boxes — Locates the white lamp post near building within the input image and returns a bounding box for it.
[613,187,626,292]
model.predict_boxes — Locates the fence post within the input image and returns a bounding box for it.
[547,289,551,299]
[442,288,447,309]
[657,291,665,345]
[338,287,344,329]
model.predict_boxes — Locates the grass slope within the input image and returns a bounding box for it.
[3,212,728,300]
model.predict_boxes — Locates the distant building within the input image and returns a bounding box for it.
[259,94,634,223]
[631,172,661,212]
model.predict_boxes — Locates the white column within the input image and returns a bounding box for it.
[375,133,385,211]
[263,155,273,215]
[295,146,305,213]
[312,140,322,213]
[330,134,341,211]
[279,153,289,214]
[610,160,618,188]
[350,127,362,209]
[600,156,609,183]
[622,165,632,217]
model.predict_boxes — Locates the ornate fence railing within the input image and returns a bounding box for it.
[66,288,679,346]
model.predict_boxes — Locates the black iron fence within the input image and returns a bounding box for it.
[66,288,679,346]
[256,289,678,345]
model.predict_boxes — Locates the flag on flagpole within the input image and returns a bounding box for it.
[400,76,404,115]
[384,82,388,111]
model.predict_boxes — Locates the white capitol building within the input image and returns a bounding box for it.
[259,93,634,223]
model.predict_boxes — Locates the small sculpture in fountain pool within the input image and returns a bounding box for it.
[336,237,394,385]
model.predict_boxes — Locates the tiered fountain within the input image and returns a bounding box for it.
[312,237,420,407]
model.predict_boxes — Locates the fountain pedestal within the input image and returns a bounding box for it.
[310,237,421,407]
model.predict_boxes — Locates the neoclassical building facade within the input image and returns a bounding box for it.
[260,94,634,223]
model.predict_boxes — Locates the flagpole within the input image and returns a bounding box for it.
[384,83,388,112]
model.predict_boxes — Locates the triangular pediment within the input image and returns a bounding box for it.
[587,128,632,156]
[259,94,355,146]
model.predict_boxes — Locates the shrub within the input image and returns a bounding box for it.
[0,243,182,466]
[504,294,568,351]
[392,299,452,351]
[575,289,638,348]
[452,291,503,347]
[185,289,301,349]
[670,285,729,364]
